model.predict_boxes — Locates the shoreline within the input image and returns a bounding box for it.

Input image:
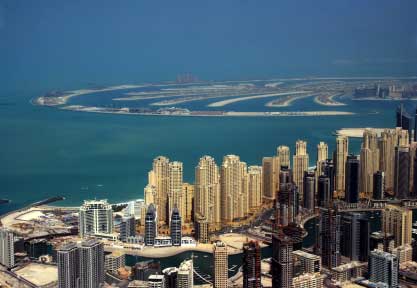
[207,91,309,107]
[313,93,346,106]
[265,93,315,107]
[59,105,355,117]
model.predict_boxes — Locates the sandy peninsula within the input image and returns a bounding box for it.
[207,91,309,107]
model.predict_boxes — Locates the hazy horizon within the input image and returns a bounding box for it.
[1,0,417,95]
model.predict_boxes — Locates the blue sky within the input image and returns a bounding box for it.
[1,0,417,94]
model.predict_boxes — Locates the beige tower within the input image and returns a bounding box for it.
[335,136,348,197]
[293,140,309,201]
[168,161,184,219]
[213,241,228,288]
[277,145,291,168]
[396,127,409,147]
[220,155,248,222]
[144,184,156,206]
[182,183,194,223]
[316,141,328,177]
[248,166,263,210]
[379,129,396,194]
[360,129,380,199]
[148,156,170,224]
[382,205,412,248]
[262,156,280,200]
[195,156,221,227]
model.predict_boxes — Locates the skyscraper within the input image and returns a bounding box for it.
[182,183,194,223]
[369,250,399,288]
[0,228,14,268]
[162,267,178,288]
[120,215,136,242]
[277,145,290,169]
[293,140,309,202]
[396,104,411,135]
[394,145,410,199]
[340,213,370,262]
[148,156,170,224]
[170,207,182,246]
[78,200,113,238]
[221,155,248,222]
[177,259,193,288]
[317,175,331,208]
[168,161,184,220]
[148,275,165,288]
[382,205,412,248]
[248,165,263,209]
[194,214,209,243]
[79,239,104,288]
[335,136,348,197]
[316,142,328,174]
[57,242,80,288]
[345,154,360,203]
[242,241,261,288]
[322,159,335,198]
[379,129,396,194]
[415,108,417,142]
[262,156,280,200]
[303,171,315,211]
[373,171,385,200]
[318,207,341,269]
[145,204,157,246]
[360,129,380,199]
[279,167,292,185]
[144,184,157,207]
[194,155,220,227]
[278,182,298,226]
[271,233,293,288]
[213,241,228,288]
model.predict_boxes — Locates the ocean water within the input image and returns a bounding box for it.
[0,86,415,215]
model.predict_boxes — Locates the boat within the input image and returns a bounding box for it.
[0,199,10,205]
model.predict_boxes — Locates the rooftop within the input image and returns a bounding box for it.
[14,263,58,287]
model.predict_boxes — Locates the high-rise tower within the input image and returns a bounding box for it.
[277,145,291,169]
[242,241,261,288]
[79,200,113,238]
[220,155,248,222]
[195,156,220,227]
[0,228,14,268]
[271,233,293,288]
[213,241,228,288]
[262,156,280,200]
[335,136,348,197]
[79,239,105,288]
[345,154,360,203]
[293,140,309,202]
[57,242,80,288]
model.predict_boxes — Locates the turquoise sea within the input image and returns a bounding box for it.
[0,83,415,215]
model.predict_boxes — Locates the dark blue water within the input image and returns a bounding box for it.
[1,83,416,216]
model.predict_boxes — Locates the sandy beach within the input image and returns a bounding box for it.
[265,93,315,107]
[207,91,308,107]
[60,105,355,117]
[313,94,346,106]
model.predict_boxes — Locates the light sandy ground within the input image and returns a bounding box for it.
[335,128,386,138]
[14,263,58,286]
[104,233,266,258]
[207,91,308,107]
[265,93,315,107]
[16,210,45,221]
[60,105,355,117]
[35,84,145,106]
[313,94,346,106]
